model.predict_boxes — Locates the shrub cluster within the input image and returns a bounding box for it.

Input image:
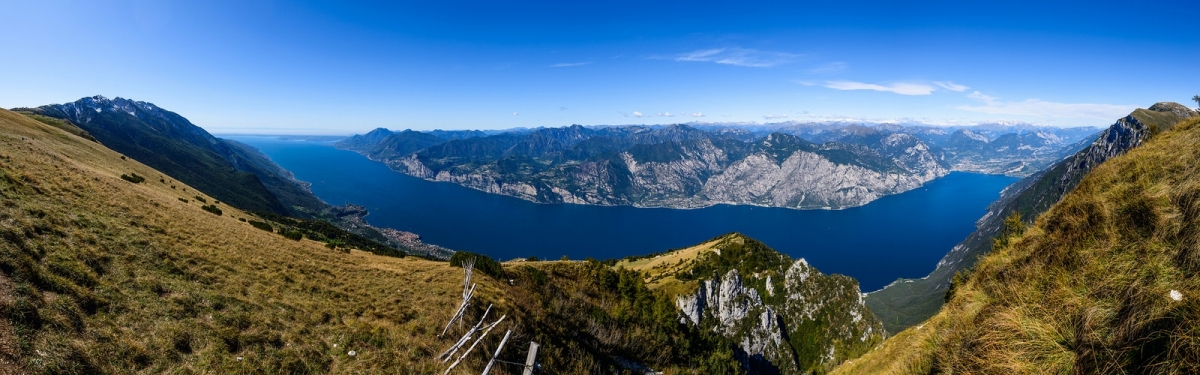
[448,251,503,279]
[120,173,145,183]
[250,211,405,258]
[247,220,273,232]
[200,205,222,216]
[193,196,207,203]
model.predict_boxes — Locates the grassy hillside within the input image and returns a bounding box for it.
[21,98,290,215]
[0,107,749,373]
[835,115,1200,374]
[867,102,1197,334]
[0,108,499,373]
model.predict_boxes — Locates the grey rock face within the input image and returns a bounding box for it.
[675,256,883,373]
[371,130,948,210]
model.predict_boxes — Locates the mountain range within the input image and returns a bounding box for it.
[336,121,1096,210]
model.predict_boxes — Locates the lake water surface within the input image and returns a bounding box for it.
[230,136,1017,291]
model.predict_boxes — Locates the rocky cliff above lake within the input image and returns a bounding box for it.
[338,124,952,209]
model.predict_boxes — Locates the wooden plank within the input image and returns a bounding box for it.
[522,342,540,375]
[481,330,512,375]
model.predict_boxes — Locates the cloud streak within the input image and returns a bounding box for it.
[958,91,1136,120]
[933,81,969,92]
[549,62,591,68]
[823,81,936,95]
[673,48,801,68]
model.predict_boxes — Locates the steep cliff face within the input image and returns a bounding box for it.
[866,102,1200,334]
[346,126,948,210]
[622,234,884,373]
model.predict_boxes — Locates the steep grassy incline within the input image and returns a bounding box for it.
[20,96,290,215]
[835,115,1200,374]
[0,108,504,373]
[867,102,1198,334]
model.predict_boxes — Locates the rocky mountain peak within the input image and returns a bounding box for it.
[1148,101,1199,118]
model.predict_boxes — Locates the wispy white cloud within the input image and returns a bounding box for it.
[632,111,645,118]
[824,81,935,95]
[763,114,788,120]
[966,91,996,102]
[808,62,848,74]
[512,112,519,116]
[690,112,705,118]
[958,91,1135,120]
[673,48,801,68]
[657,112,673,117]
[933,81,969,92]
[549,62,592,68]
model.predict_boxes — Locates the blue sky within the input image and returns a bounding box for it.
[2,0,1197,134]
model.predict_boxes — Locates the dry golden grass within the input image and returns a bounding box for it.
[614,236,727,296]
[0,108,512,374]
[833,116,1200,374]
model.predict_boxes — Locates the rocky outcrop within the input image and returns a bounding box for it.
[672,237,885,373]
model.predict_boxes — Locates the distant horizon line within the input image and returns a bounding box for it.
[207,119,1104,137]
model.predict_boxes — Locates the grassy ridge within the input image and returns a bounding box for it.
[836,116,1200,374]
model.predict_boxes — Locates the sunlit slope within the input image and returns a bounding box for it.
[0,108,505,373]
[835,116,1200,374]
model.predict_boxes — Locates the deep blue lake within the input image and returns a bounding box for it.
[229,136,1017,291]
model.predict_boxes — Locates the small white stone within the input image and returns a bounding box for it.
[332,344,338,348]
[236,356,243,361]
[1170,290,1183,302]
[347,350,357,357]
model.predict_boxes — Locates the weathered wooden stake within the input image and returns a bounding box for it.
[438,304,493,362]
[481,329,512,375]
[443,315,506,375]
[439,283,477,338]
[522,342,539,375]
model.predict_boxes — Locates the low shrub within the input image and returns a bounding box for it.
[247,220,273,232]
[449,251,503,279]
[120,173,145,183]
[200,205,222,216]
[177,198,188,203]
[281,229,303,241]
[193,196,207,203]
